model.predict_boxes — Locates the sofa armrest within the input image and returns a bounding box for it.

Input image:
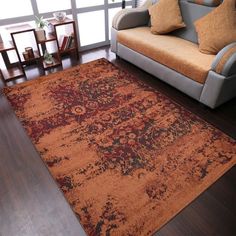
[112,7,150,30]
[211,42,236,77]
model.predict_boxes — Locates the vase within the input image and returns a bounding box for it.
[35,28,46,41]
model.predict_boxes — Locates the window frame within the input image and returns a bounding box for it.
[0,0,135,51]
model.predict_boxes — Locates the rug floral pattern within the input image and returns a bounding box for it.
[4,59,236,236]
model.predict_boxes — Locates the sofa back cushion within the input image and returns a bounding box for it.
[172,0,214,43]
[149,0,186,34]
[194,0,236,54]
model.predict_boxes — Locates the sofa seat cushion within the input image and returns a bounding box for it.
[117,27,215,84]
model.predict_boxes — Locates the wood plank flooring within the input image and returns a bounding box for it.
[0,47,235,236]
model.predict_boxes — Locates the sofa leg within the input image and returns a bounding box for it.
[116,54,120,59]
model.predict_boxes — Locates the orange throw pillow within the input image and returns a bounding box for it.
[194,0,236,54]
[148,0,186,34]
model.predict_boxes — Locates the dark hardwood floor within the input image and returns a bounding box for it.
[0,46,235,236]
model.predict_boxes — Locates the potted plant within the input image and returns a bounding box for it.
[35,16,48,41]
[43,50,53,65]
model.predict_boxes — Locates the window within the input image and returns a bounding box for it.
[108,0,122,3]
[36,0,71,13]
[136,0,146,7]
[76,0,104,8]
[78,11,105,46]
[108,8,121,39]
[0,0,33,19]
[0,0,135,50]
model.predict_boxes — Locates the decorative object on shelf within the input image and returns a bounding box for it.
[35,16,48,28]
[53,12,66,22]
[60,33,74,51]
[47,22,56,36]
[43,50,53,65]
[35,16,48,41]
[25,47,34,59]
[22,51,30,61]
[22,47,34,61]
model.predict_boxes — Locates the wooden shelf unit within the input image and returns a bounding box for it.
[37,29,62,70]
[37,17,79,70]
[11,28,42,71]
[1,65,24,81]
[48,17,79,59]
[0,17,79,84]
[0,38,25,84]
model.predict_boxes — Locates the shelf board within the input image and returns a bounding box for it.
[43,56,62,70]
[0,41,15,52]
[60,47,77,54]
[37,33,57,44]
[47,17,74,26]
[6,24,33,33]
[21,51,40,64]
[1,66,24,81]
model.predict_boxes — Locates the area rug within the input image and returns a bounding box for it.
[4,58,236,236]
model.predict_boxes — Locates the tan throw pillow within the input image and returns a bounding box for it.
[194,0,236,54]
[148,0,186,34]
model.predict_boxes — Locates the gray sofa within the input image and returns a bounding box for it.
[111,0,236,108]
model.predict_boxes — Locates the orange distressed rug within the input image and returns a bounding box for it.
[4,59,236,235]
